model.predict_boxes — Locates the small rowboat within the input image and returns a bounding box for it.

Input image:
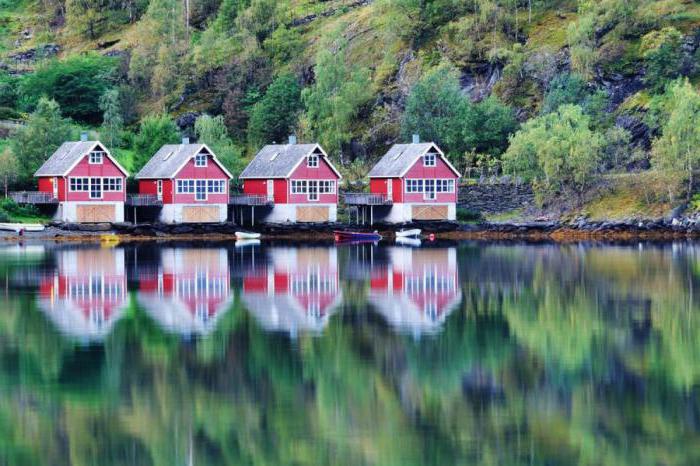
[334,230,382,242]
[396,237,421,247]
[0,223,45,233]
[396,228,421,238]
[235,239,260,248]
[235,231,261,240]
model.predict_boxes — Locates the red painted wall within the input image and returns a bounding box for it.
[369,178,404,202]
[48,153,126,202]
[287,155,339,205]
[172,157,229,204]
[370,154,459,204]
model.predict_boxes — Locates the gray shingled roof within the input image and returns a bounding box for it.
[35,141,103,176]
[367,143,438,177]
[135,144,232,179]
[240,144,324,178]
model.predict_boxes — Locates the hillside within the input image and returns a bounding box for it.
[1,0,700,217]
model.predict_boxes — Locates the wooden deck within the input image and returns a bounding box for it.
[228,194,274,206]
[10,191,59,204]
[126,194,163,207]
[344,193,392,206]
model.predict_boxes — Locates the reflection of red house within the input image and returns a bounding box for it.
[369,247,461,334]
[242,247,341,335]
[137,248,231,335]
[38,248,128,341]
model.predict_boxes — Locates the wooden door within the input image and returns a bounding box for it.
[297,206,329,222]
[412,204,448,220]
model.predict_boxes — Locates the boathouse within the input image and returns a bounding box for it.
[346,136,461,223]
[28,136,129,223]
[235,136,342,223]
[134,140,233,224]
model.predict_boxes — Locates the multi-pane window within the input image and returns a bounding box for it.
[195,180,207,200]
[424,179,436,199]
[195,153,207,167]
[423,153,436,167]
[103,178,122,191]
[291,180,307,194]
[435,179,455,193]
[90,178,102,199]
[406,179,454,194]
[291,180,335,195]
[307,154,319,168]
[405,179,424,193]
[70,177,89,192]
[206,179,226,193]
[319,180,335,194]
[176,180,195,193]
[89,151,104,164]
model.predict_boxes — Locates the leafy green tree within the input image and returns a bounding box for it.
[503,104,603,201]
[18,54,116,123]
[99,89,123,148]
[641,27,684,93]
[302,34,373,158]
[462,96,518,156]
[401,64,466,155]
[263,26,304,67]
[195,114,245,177]
[133,114,180,170]
[9,98,72,185]
[0,72,17,108]
[65,0,105,39]
[541,73,589,115]
[0,147,18,196]
[248,74,302,147]
[651,79,700,197]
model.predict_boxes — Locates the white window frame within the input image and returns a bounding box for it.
[194,153,207,167]
[89,151,104,164]
[423,153,436,167]
[195,179,207,201]
[157,180,163,199]
[90,178,103,199]
[308,180,319,201]
[103,177,122,192]
[424,179,436,200]
[307,154,319,168]
[69,177,89,192]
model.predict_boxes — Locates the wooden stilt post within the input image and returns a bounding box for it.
[134,207,137,225]
[370,205,373,225]
[251,206,255,226]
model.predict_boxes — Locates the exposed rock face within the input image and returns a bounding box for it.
[460,64,503,102]
[175,112,200,132]
[459,181,535,214]
[8,44,60,63]
[616,114,651,151]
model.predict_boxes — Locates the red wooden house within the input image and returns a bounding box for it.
[241,247,342,335]
[33,136,129,223]
[237,136,342,223]
[137,247,231,336]
[369,246,461,335]
[37,247,128,341]
[135,140,233,223]
[348,136,461,223]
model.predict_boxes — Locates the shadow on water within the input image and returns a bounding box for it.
[0,240,699,464]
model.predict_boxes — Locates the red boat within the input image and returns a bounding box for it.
[334,230,382,243]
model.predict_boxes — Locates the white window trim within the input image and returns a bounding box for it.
[423,153,436,167]
[307,180,319,201]
[307,154,319,168]
[89,178,103,199]
[194,154,207,167]
[195,179,207,201]
[89,152,104,165]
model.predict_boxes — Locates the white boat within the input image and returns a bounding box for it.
[396,228,421,238]
[235,231,261,240]
[0,223,45,233]
[235,239,261,248]
[396,237,422,247]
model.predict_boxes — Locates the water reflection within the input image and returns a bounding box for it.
[37,247,127,341]
[1,241,700,465]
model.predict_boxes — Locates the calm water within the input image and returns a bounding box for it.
[0,240,699,465]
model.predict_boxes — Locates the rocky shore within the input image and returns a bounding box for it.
[3,217,700,242]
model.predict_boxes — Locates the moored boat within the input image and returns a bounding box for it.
[396,228,421,238]
[334,230,382,242]
[235,231,261,240]
[0,223,45,233]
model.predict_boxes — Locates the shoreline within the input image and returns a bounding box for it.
[1,219,700,243]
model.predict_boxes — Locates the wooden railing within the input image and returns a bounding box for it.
[343,193,392,205]
[229,194,274,206]
[126,194,162,206]
[10,191,58,204]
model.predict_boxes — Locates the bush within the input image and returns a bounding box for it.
[0,106,20,120]
[133,115,180,170]
[641,27,684,93]
[248,73,302,147]
[0,198,40,221]
[457,207,482,222]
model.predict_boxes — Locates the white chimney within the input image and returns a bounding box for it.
[412,134,420,144]
[80,131,88,142]
[288,135,297,145]
[182,137,190,144]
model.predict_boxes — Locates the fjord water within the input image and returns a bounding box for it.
[1,241,699,465]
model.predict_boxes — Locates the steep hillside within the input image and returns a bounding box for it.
[1,0,700,215]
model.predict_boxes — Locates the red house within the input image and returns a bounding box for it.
[369,246,461,335]
[135,140,233,223]
[37,247,128,341]
[349,136,460,223]
[241,247,342,335]
[33,136,129,223]
[237,136,342,223]
[137,248,231,336]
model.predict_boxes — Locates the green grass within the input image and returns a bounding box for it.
[581,173,673,220]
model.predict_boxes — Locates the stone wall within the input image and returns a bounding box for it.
[458,182,534,214]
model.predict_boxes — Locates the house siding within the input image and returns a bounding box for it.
[369,178,404,202]
[171,157,229,204]
[287,156,339,205]
[401,156,458,203]
[64,154,126,202]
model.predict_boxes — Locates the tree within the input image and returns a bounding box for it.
[0,148,18,196]
[401,64,467,156]
[133,115,180,170]
[9,98,72,185]
[248,74,302,147]
[18,54,117,123]
[302,34,373,159]
[99,89,123,148]
[65,0,105,39]
[651,79,700,198]
[502,104,603,201]
[462,96,518,156]
[641,27,684,93]
[195,114,245,178]
[541,73,589,115]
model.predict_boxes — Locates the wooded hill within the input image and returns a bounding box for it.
[1,0,700,216]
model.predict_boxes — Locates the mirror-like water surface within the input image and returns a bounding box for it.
[1,241,699,465]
